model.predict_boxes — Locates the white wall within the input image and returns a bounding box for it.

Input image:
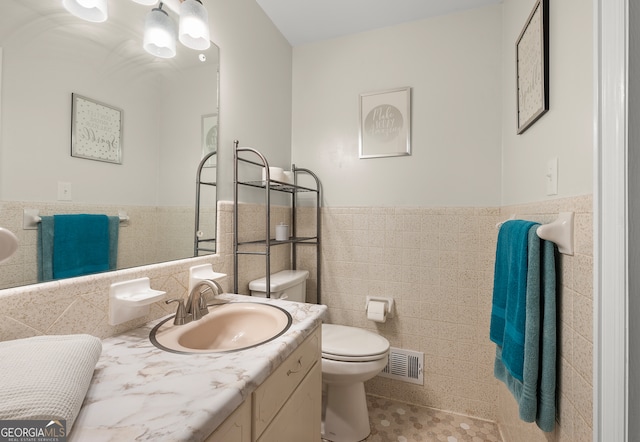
[158,63,218,207]
[0,24,161,205]
[291,6,502,207]
[500,0,593,205]
[208,0,293,202]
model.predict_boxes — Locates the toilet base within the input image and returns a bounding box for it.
[321,381,370,442]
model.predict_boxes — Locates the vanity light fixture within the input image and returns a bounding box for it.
[62,0,211,58]
[178,0,211,51]
[62,0,108,23]
[143,2,177,59]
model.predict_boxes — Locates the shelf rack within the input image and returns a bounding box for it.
[233,140,321,302]
[194,149,217,256]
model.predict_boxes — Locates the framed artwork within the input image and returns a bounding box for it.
[71,93,123,163]
[359,87,411,159]
[201,113,218,167]
[516,0,549,134]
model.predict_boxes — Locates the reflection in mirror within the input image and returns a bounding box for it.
[0,0,219,290]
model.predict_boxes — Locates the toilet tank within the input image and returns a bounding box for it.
[249,270,309,302]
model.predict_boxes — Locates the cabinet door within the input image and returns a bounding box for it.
[253,327,320,437]
[257,362,321,442]
[205,400,251,442]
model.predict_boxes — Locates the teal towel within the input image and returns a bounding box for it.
[37,215,119,282]
[37,216,55,282]
[490,220,537,381]
[53,214,110,279]
[108,216,119,270]
[493,225,557,432]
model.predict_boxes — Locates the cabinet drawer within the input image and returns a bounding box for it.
[252,326,320,439]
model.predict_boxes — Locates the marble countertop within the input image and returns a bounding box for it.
[69,294,327,442]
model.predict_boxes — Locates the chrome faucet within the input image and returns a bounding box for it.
[165,279,224,325]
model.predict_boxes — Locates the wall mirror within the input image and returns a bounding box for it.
[0,0,219,290]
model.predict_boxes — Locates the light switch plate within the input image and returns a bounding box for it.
[58,181,72,201]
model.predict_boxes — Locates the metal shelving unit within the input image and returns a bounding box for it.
[194,150,217,256]
[233,140,321,302]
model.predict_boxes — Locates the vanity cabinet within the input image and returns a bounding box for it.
[233,141,321,301]
[205,326,321,442]
[205,400,251,442]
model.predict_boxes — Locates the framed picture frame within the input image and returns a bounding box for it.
[71,93,123,164]
[515,0,549,134]
[359,87,411,159]
[201,113,218,167]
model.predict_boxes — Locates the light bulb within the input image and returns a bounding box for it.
[179,0,210,51]
[143,7,177,58]
[62,0,108,23]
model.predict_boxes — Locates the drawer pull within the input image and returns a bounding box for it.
[286,358,303,376]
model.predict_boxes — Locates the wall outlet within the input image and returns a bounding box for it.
[58,181,72,201]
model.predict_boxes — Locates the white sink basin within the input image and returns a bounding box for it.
[150,302,292,354]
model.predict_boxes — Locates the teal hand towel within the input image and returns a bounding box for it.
[490,219,537,382]
[53,214,110,279]
[493,225,557,432]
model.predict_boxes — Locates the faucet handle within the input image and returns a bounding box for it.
[198,293,209,318]
[165,298,190,325]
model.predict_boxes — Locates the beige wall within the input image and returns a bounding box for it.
[319,195,592,441]
[0,201,290,341]
[322,205,502,419]
[0,200,211,290]
[497,197,593,441]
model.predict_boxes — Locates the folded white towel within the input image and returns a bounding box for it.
[0,334,102,430]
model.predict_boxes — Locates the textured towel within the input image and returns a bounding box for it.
[53,214,110,279]
[0,334,102,430]
[108,215,119,270]
[490,219,537,381]
[38,214,119,281]
[37,216,55,282]
[493,225,557,432]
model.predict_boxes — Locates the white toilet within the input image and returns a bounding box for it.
[321,324,390,442]
[249,269,310,301]
[249,270,391,442]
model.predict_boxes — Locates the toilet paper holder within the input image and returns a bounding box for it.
[365,296,394,318]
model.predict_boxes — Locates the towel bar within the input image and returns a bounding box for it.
[496,211,575,256]
[23,209,130,230]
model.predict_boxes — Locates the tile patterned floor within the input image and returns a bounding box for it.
[324,395,503,442]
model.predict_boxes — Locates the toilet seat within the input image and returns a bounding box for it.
[322,324,390,362]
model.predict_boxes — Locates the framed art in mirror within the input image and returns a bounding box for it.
[359,86,411,159]
[71,93,123,164]
[202,113,218,168]
[515,0,549,135]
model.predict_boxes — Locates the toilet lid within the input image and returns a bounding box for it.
[322,324,390,362]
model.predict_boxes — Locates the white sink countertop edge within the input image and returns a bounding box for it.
[69,294,327,442]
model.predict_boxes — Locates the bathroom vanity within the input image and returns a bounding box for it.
[208,326,321,441]
[69,294,326,442]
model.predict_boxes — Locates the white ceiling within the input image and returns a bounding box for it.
[255,0,502,47]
